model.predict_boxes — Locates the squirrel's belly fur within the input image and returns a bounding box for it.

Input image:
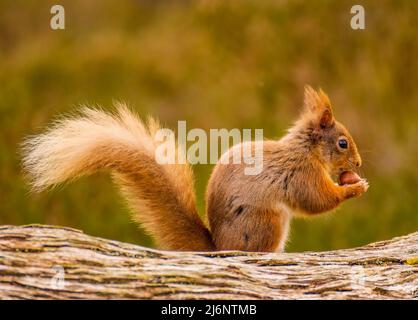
[22,86,368,252]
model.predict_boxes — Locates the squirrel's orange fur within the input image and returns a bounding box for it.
[22,87,368,252]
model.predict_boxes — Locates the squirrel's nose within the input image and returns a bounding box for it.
[352,157,362,167]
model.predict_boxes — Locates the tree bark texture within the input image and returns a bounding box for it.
[0,225,416,299]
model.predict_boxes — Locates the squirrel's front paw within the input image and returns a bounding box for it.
[344,179,369,199]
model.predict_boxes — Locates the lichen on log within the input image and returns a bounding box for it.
[0,225,416,299]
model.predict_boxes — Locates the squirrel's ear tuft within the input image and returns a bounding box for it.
[303,85,319,112]
[318,88,331,107]
[303,85,334,128]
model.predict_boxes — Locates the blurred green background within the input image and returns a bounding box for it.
[0,0,417,252]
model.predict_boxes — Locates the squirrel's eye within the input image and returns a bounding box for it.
[338,138,348,149]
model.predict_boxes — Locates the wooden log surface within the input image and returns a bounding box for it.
[0,225,416,299]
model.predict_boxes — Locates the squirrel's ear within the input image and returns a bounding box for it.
[319,107,333,128]
[303,85,334,128]
[317,89,334,128]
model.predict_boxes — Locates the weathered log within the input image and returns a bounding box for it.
[0,225,416,299]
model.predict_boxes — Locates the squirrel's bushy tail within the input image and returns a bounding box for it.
[22,104,214,251]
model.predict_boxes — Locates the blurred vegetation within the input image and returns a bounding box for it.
[0,0,417,252]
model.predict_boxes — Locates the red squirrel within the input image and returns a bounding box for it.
[22,86,368,252]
